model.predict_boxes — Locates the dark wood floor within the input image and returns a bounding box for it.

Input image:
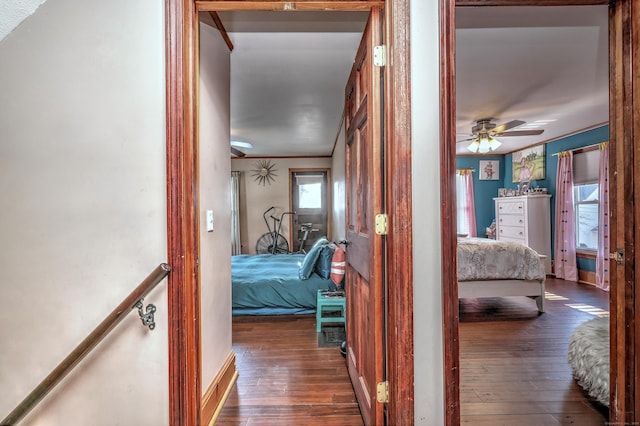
[216,315,362,425]
[218,278,609,425]
[460,278,609,425]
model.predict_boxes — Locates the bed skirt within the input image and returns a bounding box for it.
[458,279,545,312]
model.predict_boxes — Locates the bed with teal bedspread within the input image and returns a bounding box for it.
[232,254,337,315]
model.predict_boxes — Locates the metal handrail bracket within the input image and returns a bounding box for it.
[1,263,171,426]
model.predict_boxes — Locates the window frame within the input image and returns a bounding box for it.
[573,182,599,254]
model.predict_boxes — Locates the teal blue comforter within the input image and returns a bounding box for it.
[232,254,337,315]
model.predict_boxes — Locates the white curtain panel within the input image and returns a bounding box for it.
[554,152,578,281]
[456,170,477,237]
[231,171,242,255]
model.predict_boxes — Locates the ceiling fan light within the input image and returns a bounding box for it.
[467,140,480,153]
[478,136,491,153]
[488,137,502,150]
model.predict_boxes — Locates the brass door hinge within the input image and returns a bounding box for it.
[376,381,389,403]
[375,214,388,235]
[610,248,625,265]
[373,45,386,67]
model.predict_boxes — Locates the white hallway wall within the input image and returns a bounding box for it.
[331,120,347,242]
[198,20,234,394]
[411,0,445,424]
[0,0,169,424]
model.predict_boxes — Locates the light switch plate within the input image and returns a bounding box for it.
[206,210,214,232]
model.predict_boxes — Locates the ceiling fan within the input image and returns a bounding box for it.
[458,118,544,153]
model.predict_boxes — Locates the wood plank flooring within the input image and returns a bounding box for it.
[218,278,609,425]
[216,315,361,425]
[460,278,609,425]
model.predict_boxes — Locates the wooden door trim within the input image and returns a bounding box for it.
[440,1,460,424]
[166,1,414,424]
[455,0,607,5]
[195,1,384,11]
[166,0,201,425]
[442,0,639,423]
[608,0,639,422]
[384,1,414,424]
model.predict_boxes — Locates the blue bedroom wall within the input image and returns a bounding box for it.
[457,125,608,274]
[503,125,609,194]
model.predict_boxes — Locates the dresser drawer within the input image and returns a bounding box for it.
[498,215,525,227]
[499,225,526,239]
[497,201,524,214]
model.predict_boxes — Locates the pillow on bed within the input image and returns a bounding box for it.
[299,245,323,280]
[314,245,335,279]
[330,244,346,287]
[312,237,330,249]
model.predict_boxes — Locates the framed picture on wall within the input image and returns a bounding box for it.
[512,145,545,182]
[479,160,499,180]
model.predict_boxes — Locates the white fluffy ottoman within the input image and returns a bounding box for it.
[568,316,610,407]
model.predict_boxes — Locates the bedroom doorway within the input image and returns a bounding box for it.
[445,0,640,423]
[452,4,609,423]
[289,169,330,252]
[191,3,413,424]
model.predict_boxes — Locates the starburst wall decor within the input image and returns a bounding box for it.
[251,160,278,186]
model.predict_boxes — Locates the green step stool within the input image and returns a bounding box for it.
[316,289,346,333]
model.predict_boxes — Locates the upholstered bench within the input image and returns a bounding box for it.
[567,316,610,406]
[316,289,346,333]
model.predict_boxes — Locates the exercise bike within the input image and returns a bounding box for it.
[255,207,294,254]
[297,222,319,254]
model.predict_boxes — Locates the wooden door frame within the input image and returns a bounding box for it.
[165,1,413,425]
[442,0,639,423]
[165,1,200,425]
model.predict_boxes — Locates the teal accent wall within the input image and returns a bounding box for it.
[503,125,609,195]
[457,125,608,274]
[577,256,595,273]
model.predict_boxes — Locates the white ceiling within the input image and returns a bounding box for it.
[217,11,368,157]
[0,0,48,41]
[455,6,609,155]
[215,6,609,157]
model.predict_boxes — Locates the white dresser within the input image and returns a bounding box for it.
[494,194,552,274]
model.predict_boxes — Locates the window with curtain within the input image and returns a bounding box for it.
[573,150,600,252]
[456,170,477,237]
[574,184,598,251]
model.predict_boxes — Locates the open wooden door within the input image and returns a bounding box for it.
[344,8,385,426]
[608,0,640,421]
